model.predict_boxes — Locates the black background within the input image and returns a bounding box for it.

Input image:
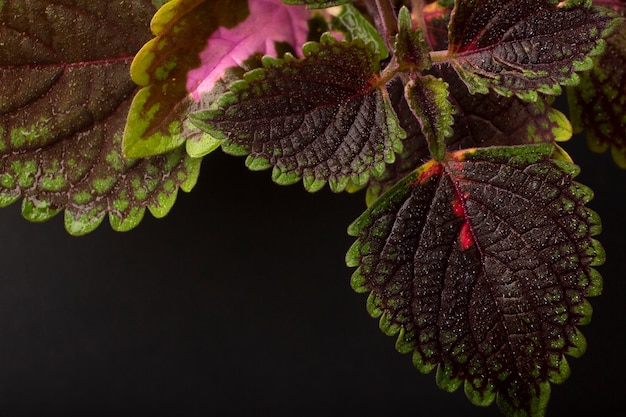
[1,137,624,416]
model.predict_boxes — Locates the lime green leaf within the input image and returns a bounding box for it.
[124,0,312,158]
[347,144,603,417]
[0,0,201,235]
[191,34,405,192]
[332,3,389,61]
[446,0,621,99]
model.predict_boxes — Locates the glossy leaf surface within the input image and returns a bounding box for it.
[0,0,201,235]
[191,34,405,192]
[447,0,620,100]
[347,144,604,417]
[124,0,311,158]
[568,3,626,167]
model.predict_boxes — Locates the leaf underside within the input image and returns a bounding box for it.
[347,144,604,417]
[447,0,620,100]
[568,17,626,168]
[191,34,405,192]
[0,0,201,235]
[124,0,313,159]
[123,0,251,158]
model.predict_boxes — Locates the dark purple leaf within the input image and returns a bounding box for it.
[124,0,313,158]
[368,67,571,201]
[0,0,201,235]
[446,0,620,100]
[347,144,604,416]
[567,7,626,168]
[191,34,405,192]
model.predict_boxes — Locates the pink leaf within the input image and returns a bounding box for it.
[187,0,311,101]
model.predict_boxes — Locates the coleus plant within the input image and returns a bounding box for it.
[1,0,624,415]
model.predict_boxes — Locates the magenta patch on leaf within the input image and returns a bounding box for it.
[347,144,605,415]
[450,180,473,250]
[458,221,474,250]
[451,197,464,217]
[187,0,311,101]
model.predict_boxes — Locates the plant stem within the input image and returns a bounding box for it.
[379,56,400,85]
[371,0,398,49]
[429,50,451,64]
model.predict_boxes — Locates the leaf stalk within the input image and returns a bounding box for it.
[429,50,451,64]
[371,0,398,50]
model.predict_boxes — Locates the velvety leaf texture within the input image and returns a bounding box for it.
[568,12,626,167]
[347,144,604,416]
[0,0,201,235]
[446,0,620,100]
[191,34,405,192]
[368,68,572,201]
[395,6,432,71]
[405,74,455,161]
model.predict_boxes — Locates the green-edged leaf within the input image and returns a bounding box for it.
[368,68,572,202]
[446,0,621,100]
[191,34,405,192]
[124,0,312,158]
[395,6,432,71]
[282,0,353,9]
[123,0,249,158]
[405,74,455,161]
[332,3,389,61]
[347,144,604,417]
[0,0,201,235]
[567,16,626,167]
